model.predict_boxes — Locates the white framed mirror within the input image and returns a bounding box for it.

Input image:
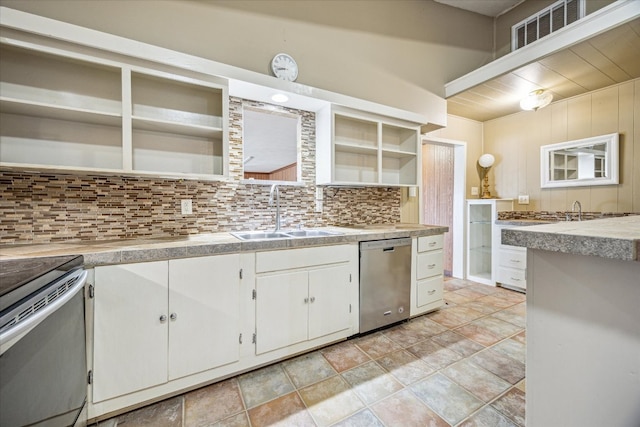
[242,106,301,183]
[540,133,619,188]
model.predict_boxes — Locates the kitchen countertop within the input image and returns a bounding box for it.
[495,219,554,226]
[501,215,640,262]
[0,224,448,267]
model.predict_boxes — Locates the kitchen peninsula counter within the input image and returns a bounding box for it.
[501,215,640,427]
[0,224,448,266]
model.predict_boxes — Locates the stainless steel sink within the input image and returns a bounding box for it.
[231,231,291,240]
[283,230,340,237]
[231,229,343,241]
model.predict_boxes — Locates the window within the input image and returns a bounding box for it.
[512,0,585,51]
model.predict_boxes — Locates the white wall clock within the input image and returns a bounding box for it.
[271,53,298,82]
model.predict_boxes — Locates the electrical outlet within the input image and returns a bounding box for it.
[471,187,479,196]
[518,195,530,205]
[181,199,193,215]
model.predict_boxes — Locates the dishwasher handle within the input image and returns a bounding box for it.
[360,237,412,251]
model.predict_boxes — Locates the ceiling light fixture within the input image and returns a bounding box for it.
[271,93,289,103]
[520,89,553,111]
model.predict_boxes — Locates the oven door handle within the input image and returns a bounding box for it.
[0,270,87,355]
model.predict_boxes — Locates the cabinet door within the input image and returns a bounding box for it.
[255,271,308,354]
[168,254,240,380]
[93,261,168,402]
[308,265,351,340]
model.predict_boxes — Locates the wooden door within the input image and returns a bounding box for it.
[422,143,454,275]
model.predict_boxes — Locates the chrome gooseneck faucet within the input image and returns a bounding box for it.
[269,184,281,231]
[572,200,582,221]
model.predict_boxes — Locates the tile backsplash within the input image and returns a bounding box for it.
[0,97,401,244]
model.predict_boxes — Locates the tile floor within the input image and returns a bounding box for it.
[99,278,526,427]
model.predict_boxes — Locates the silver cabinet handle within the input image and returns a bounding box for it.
[428,289,436,295]
[310,296,316,303]
[429,241,437,247]
[304,297,309,303]
[428,264,436,269]
[510,277,521,282]
[170,313,177,321]
[159,314,167,323]
[510,259,521,263]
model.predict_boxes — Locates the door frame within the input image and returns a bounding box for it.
[420,136,467,279]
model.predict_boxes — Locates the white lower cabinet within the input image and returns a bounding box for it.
[255,246,355,355]
[411,234,445,316]
[88,244,359,421]
[495,224,527,291]
[92,254,240,403]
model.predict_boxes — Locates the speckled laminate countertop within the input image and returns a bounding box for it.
[501,215,640,262]
[495,219,554,227]
[0,224,449,267]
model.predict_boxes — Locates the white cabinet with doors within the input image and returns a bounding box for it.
[91,254,240,403]
[411,234,445,316]
[254,244,358,355]
[0,40,228,178]
[466,199,514,286]
[316,105,420,186]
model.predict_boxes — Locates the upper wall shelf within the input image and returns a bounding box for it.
[0,6,445,130]
[445,0,640,122]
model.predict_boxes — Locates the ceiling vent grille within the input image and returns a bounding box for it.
[512,0,585,51]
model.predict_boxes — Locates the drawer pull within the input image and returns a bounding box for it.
[510,277,521,282]
[509,259,521,263]
[428,289,436,295]
[428,263,436,269]
[428,241,437,247]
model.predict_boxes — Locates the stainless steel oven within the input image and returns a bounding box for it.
[0,255,88,427]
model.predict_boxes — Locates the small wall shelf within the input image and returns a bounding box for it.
[316,106,420,187]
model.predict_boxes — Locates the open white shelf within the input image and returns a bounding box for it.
[317,106,420,187]
[0,41,228,178]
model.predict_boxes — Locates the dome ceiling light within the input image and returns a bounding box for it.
[520,89,553,111]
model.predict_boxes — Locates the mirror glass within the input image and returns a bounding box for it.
[540,133,619,188]
[243,106,300,182]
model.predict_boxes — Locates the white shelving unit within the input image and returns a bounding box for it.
[316,106,419,187]
[466,199,514,286]
[0,42,228,178]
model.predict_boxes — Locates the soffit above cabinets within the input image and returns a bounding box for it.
[445,1,640,122]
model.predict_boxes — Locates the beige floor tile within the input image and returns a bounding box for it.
[237,364,294,409]
[247,392,315,427]
[282,351,337,388]
[341,361,404,405]
[376,349,435,386]
[491,387,526,427]
[321,341,370,373]
[443,360,511,402]
[116,396,182,427]
[354,333,402,359]
[184,379,244,426]
[298,375,365,427]
[371,389,449,427]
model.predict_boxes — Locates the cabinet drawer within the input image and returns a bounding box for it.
[256,244,354,273]
[416,250,443,280]
[418,234,444,252]
[497,266,526,289]
[417,276,443,307]
[499,248,526,269]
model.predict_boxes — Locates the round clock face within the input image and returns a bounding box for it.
[271,53,298,82]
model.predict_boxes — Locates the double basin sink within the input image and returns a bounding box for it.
[231,229,343,241]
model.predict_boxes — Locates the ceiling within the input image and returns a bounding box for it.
[447,17,640,122]
[434,0,524,17]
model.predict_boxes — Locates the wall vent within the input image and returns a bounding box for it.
[512,0,585,51]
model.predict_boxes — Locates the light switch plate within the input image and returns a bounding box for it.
[181,199,193,214]
[471,187,479,196]
[518,195,530,205]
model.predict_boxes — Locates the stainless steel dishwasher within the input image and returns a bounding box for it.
[359,237,412,334]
